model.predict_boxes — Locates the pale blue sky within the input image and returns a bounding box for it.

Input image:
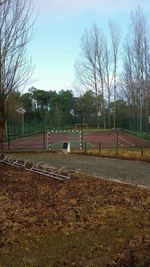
[28,0,150,93]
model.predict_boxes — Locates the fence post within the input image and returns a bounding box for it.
[99,142,101,156]
[84,141,87,154]
[141,145,144,158]
[81,129,84,150]
[116,129,119,155]
[48,131,51,150]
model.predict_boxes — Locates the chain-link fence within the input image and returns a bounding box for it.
[2,129,150,154]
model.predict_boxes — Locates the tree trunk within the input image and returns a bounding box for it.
[0,123,4,154]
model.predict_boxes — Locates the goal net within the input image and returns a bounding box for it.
[47,130,82,151]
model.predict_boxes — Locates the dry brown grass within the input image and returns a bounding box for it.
[0,163,150,266]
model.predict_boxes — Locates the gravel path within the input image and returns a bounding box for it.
[8,152,150,187]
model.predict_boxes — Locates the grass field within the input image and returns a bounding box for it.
[0,162,150,266]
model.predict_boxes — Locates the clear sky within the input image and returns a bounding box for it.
[27,0,150,93]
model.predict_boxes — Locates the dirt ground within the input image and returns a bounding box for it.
[7,152,150,187]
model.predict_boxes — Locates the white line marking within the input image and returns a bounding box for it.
[118,135,135,147]
[119,143,125,147]
[112,133,135,147]
[84,142,95,148]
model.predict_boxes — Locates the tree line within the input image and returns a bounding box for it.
[75,7,150,133]
[6,87,129,135]
[1,3,150,146]
[7,7,150,136]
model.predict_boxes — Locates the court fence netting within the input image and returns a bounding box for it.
[1,129,150,158]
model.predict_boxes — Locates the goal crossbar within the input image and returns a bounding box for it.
[47,130,82,151]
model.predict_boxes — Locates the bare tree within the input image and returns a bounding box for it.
[103,38,113,128]
[75,24,106,128]
[123,7,150,132]
[96,26,106,128]
[109,20,121,128]
[0,0,33,153]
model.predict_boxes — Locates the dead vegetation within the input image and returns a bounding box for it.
[0,162,150,266]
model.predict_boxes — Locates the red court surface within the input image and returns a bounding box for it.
[3,130,150,151]
[85,131,150,148]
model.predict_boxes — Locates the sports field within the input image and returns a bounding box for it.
[3,130,150,151]
[84,130,150,148]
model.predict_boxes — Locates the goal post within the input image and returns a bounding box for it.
[47,130,83,151]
